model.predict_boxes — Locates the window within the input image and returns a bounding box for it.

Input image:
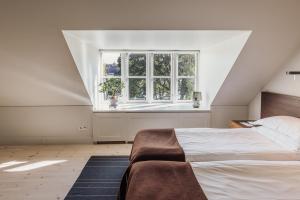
[128,54,147,100]
[99,51,198,104]
[177,54,196,100]
[101,52,122,100]
[152,54,171,101]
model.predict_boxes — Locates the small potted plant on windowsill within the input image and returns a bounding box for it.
[99,79,125,108]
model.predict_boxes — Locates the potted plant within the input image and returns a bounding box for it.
[99,79,125,108]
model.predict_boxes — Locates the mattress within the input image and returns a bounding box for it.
[175,127,300,162]
[191,160,300,200]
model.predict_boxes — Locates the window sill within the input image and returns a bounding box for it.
[94,103,210,113]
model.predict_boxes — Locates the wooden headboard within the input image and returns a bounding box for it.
[261,92,300,118]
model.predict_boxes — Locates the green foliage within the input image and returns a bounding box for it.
[153,78,171,100]
[129,78,146,100]
[178,78,194,100]
[177,54,195,100]
[128,54,147,100]
[152,54,171,100]
[129,54,146,76]
[178,54,195,76]
[101,53,196,101]
[154,54,171,76]
[99,78,125,97]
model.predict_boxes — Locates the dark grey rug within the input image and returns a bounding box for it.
[64,156,129,200]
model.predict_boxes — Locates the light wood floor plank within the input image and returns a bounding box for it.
[0,144,132,200]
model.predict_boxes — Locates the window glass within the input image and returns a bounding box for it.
[178,54,195,76]
[129,78,146,100]
[129,54,146,76]
[102,53,121,76]
[153,54,171,76]
[177,78,194,100]
[100,51,198,104]
[153,78,171,100]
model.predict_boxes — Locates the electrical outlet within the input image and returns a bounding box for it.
[79,126,88,131]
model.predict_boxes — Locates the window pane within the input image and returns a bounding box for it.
[177,78,194,100]
[129,78,146,100]
[102,53,121,76]
[178,54,195,76]
[153,78,171,100]
[129,54,146,76]
[153,54,171,76]
[101,78,122,100]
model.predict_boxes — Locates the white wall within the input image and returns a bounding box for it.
[0,106,93,144]
[1,1,300,107]
[63,32,100,107]
[93,112,211,142]
[248,93,261,120]
[1,1,300,144]
[211,106,248,128]
[264,50,300,96]
[64,30,251,109]
[248,48,300,120]
[0,32,99,145]
[199,32,250,106]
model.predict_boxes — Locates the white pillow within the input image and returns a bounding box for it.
[254,126,300,151]
[254,116,300,140]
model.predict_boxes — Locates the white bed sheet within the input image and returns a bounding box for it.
[191,160,300,200]
[175,128,300,162]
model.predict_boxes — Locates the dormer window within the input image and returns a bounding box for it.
[99,50,199,105]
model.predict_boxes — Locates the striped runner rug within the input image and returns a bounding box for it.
[64,156,129,200]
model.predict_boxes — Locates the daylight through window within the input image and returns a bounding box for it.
[99,51,199,104]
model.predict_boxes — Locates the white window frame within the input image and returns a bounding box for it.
[126,52,148,103]
[99,51,124,104]
[150,52,173,103]
[99,50,199,105]
[175,52,198,102]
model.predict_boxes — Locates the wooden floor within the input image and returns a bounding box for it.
[0,144,132,200]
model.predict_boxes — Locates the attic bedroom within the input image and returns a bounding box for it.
[0,1,300,200]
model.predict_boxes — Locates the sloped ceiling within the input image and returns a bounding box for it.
[63,30,250,107]
[0,0,300,106]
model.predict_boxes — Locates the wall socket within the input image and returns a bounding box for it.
[79,126,88,131]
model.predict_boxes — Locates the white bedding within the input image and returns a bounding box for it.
[191,160,300,200]
[175,128,300,162]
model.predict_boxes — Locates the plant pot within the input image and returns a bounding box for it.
[109,96,118,108]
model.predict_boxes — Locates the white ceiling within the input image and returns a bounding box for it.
[65,30,248,50]
[0,0,300,106]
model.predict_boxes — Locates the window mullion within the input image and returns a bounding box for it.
[178,76,195,78]
[99,50,199,106]
[128,76,147,78]
[152,76,171,78]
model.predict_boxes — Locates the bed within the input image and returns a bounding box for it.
[123,160,300,200]
[129,92,300,163]
[192,160,300,200]
[121,92,300,199]
[175,126,300,162]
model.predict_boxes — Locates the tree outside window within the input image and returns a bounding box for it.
[99,51,197,103]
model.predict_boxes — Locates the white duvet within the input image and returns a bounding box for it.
[175,128,300,162]
[192,160,300,200]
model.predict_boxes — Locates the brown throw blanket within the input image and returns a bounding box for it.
[129,129,185,163]
[123,161,208,200]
